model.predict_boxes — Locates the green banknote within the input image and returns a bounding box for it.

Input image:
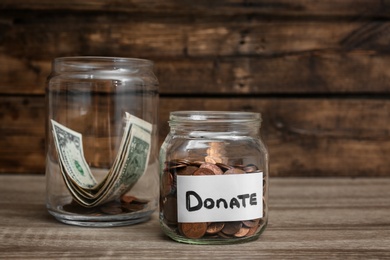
[50,113,152,207]
[51,120,97,189]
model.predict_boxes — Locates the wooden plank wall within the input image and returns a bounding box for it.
[0,0,389,177]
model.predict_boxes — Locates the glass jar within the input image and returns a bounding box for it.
[45,56,159,227]
[159,111,268,244]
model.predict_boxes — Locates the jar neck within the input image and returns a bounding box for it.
[52,56,153,74]
[169,111,261,137]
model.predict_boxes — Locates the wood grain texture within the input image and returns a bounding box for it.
[1,96,389,177]
[2,7,390,95]
[0,1,389,176]
[2,17,388,60]
[160,98,390,177]
[2,53,390,95]
[0,0,389,18]
[0,175,389,259]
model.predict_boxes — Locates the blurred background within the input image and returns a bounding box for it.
[0,0,389,177]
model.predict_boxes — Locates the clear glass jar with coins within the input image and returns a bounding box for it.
[45,57,159,227]
[159,111,269,244]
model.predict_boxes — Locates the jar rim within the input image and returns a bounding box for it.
[53,56,153,72]
[169,111,261,123]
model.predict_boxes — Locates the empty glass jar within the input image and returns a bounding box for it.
[159,111,269,244]
[46,56,159,227]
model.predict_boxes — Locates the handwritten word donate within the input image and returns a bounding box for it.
[177,173,263,222]
[186,191,258,211]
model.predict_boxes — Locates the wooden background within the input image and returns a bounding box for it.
[0,0,389,177]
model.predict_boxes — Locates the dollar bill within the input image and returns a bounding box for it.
[96,124,151,205]
[50,113,152,207]
[51,120,97,189]
[125,112,152,132]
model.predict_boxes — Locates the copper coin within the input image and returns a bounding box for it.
[224,167,246,175]
[131,197,149,204]
[245,225,259,237]
[161,170,173,196]
[180,222,208,239]
[168,164,186,171]
[122,203,145,212]
[205,156,217,164]
[206,222,225,234]
[193,167,215,176]
[216,163,233,172]
[234,164,245,169]
[168,159,190,166]
[121,195,149,205]
[121,195,136,204]
[200,162,223,175]
[243,164,259,173]
[221,221,242,235]
[176,166,199,176]
[234,226,250,238]
[189,160,205,167]
[242,218,260,228]
[163,197,177,224]
[175,159,192,165]
[217,231,231,238]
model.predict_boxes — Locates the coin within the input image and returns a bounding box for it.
[161,171,173,196]
[234,227,250,238]
[180,222,208,239]
[189,160,205,167]
[193,167,215,176]
[206,222,225,234]
[122,203,145,212]
[243,164,258,173]
[168,159,190,166]
[176,166,199,176]
[245,225,259,237]
[242,218,260,228]
[217,231,231,238]
[175,159,192,165]
[216,163,233,172]
[168,164,186,171]
[200,162,223,175]
[224,168,246,175]
[163,197,177,224]
[205,156,218,164]
[221,221,242,235]
[121,195,136,204]
[131,197,149,204]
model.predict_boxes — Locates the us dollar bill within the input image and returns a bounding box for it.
[125,112,152,132]
[50,113,152,207]
[51,120,97,189]
[96,124,151,205]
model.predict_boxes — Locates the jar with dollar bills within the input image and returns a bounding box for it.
[159,111,269,244]
[46,56,159,227]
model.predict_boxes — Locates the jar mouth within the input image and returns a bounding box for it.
[53,56,153,72]
[169,111,261,123]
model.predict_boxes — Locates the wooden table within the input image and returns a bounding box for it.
[1,175,389,259]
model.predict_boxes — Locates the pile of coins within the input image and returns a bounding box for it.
[161,159,267,240]
[63,195,148,216]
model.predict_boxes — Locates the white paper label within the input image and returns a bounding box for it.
[177,172,263,223]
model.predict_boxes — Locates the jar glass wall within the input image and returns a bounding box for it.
[46,57,159,227]
[159,111,268,244]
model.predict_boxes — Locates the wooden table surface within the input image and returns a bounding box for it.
[0,175,389,259]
